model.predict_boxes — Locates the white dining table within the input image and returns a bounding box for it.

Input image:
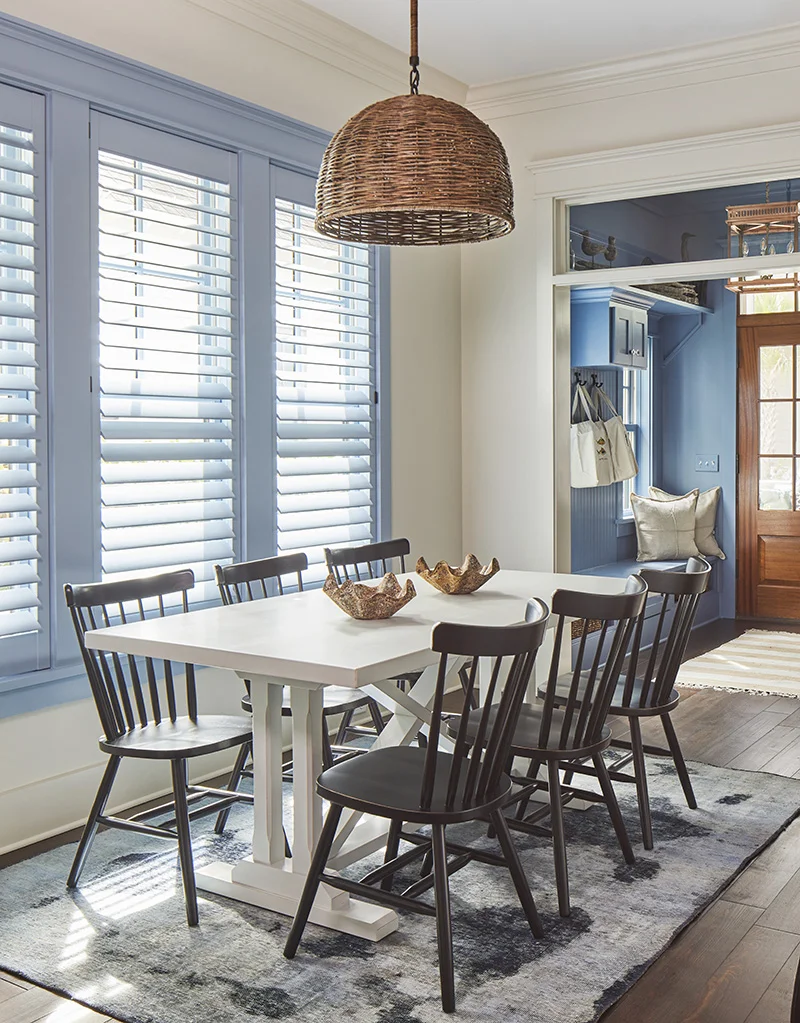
[84,568,625,941]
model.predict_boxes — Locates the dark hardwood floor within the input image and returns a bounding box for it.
[3,619,800,1023]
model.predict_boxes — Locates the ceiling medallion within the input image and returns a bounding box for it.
[315,0,514,246]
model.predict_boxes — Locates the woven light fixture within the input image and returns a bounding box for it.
[315,0,514,246]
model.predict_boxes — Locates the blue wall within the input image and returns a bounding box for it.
[658,279,737,617]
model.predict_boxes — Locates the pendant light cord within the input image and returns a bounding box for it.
[409,0,420,94]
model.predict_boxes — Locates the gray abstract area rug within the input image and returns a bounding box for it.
[1,759,799,1023]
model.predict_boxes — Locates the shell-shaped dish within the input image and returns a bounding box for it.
[416,554,500,595]
[323,572,416,620]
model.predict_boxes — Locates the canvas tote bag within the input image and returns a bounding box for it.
[570,383,614,488]
[594,385,639,483]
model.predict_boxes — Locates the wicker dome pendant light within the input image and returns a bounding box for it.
[315,0,514,246]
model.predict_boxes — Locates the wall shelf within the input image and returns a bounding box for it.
[628,286,713,317]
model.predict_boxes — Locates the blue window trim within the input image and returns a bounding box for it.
[0,12,392,719]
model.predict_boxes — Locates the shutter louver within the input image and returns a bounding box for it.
[98,150,237,601]
[275,200,377,582]
[0,103,47,665]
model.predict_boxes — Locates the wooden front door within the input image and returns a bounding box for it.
[738,314,800,618]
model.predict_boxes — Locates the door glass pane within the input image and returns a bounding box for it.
[760,456,793,509]
[761,402,793,454]
[760,346,793,398]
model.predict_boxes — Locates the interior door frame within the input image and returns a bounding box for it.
[527,118,800,575]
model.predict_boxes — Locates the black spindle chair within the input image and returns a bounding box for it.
[324,537,410,583]
[599,557,712,849]
[324,537,429,702]
[64,570,254,926]
[284,602,550,1014]
[214,553,385,831]
[487,578,648,918]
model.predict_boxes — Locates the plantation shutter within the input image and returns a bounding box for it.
[274,197,378,582]
[94,115,238,603]
[0,85,49,674]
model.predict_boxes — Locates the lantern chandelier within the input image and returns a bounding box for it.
[315,0,515,246]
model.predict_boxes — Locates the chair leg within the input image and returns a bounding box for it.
[322,723,335,771]
[284,804,343,959]
[67,755,121,889]
[593,753,636,866]
[514,758,541,822]
[431,823,456,1014]
[214,740,251,835]
[334,708,355,746]
[629,718,653,850]
[661,713,697,810]
[547,761,570,918]
[368,698,386,734]
[491,810,544,939]
[171,759,198,927]
[380,819,403,892]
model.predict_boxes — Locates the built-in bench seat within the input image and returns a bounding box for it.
[576,556,717,579]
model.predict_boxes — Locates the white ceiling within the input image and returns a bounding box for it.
[298,0,800,85]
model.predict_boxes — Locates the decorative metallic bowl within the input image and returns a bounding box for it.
[323,572,416,620]
[416,554,500,595]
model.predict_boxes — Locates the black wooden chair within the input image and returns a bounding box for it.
[64,569,254,927]
[213,553,385,833]
[284,602,550,1014]
[489,578,648,918]
[597,557,712,849]
[324,537,431,707]
[324,537,410,583]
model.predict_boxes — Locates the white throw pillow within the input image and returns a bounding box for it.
[631,491,701,562]
[649,485,725,560]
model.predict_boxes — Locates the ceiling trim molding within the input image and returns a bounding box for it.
[526,118,800,205]
[186,0,466,100]
[468,22,800,120]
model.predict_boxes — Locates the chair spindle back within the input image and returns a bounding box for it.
[324,538,410,583]
[64,570,197,741]
[422,599,549,813]
[539,577,648,751]
[621,556,712,709]
[215,553,307,605]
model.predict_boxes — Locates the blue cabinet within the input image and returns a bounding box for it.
[571,287,653,370]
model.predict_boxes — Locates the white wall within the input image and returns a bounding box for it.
[0,0,464,852]
[461,33,800,570]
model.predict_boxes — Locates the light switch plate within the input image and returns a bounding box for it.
[696,454,719,472]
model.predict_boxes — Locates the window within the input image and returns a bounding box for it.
[95,116,238,604]
[0,43,388,701]
[621,367,640,517]
[274,199,377,582]
[0,85,48,674]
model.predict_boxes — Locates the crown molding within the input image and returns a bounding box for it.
[526,118,800,205]
[468,22,800,121]
[185,0,467,101]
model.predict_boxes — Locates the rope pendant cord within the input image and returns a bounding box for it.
[409,0,420,94]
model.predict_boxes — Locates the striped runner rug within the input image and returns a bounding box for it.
[677,630,800,697]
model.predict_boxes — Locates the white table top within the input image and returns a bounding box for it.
[84,569,626,688]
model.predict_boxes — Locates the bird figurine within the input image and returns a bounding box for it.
[581,229,607,268]
[604,235,617,266]
[680,232,695,261]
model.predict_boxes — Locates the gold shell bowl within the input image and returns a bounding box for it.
[323,572,416,620]
[416,554,500,595]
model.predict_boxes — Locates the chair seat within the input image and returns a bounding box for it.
[448,704,611,761]
[538,674,680,717]
[317,745,512,824]
[240,687,372,716]
[100,714,253,760]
